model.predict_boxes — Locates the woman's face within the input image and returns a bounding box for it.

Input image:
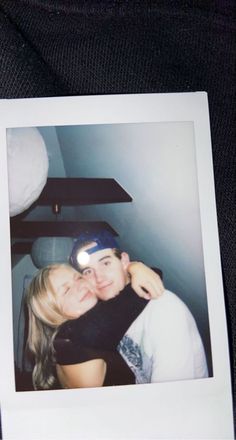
[49,265,98,319]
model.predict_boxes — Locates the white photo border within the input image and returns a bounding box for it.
[0,93,233,439]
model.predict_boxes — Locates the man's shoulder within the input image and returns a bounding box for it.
[143,290,194,321]
[126,290,199,342]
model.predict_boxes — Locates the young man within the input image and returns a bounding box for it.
[70,230,209,383]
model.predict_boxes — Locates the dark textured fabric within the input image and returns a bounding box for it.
[0,1,235,436]
[55,285,147,386]
[55,343,136,386]
[55,284,147,362]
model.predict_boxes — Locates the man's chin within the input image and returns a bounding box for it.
[97,290,118,301]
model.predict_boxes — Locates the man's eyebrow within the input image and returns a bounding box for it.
[98,255,112,262]
[81,255,112,271]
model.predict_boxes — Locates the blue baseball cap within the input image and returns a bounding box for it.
[70,230,119,270]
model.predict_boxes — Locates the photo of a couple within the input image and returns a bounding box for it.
[9,122,212,392]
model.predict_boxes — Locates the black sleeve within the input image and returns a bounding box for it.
[65,285,148,351]
[54,337,91,365]
[54,337,135,386]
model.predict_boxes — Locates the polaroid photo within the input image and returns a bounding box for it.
[0,93,234,439]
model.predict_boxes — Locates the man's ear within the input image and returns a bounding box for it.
[120,252,130,271]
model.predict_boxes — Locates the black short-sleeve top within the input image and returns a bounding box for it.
[54,285,148,386]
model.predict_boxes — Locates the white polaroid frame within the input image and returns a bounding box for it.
[0,93,234,439]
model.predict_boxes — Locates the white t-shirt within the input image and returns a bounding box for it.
[118,290,209,383]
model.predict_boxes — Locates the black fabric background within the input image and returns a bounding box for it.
[0,1,235,437]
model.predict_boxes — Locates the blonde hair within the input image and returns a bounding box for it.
[26,264,70,390]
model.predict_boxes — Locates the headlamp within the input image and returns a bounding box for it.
[70,230,119,270]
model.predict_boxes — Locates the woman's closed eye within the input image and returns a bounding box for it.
[63,287,70,295]
[83,268,93,276]
[62,282,73,295]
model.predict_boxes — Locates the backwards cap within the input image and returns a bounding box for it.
[70,230,119,270]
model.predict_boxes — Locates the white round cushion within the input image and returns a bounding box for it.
[7,128,49,216]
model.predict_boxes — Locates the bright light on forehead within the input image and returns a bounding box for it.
[76,251,90,267]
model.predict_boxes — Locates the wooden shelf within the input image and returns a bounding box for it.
[10,221,117,242]
[10,177,131,256]
[37,178,132,206]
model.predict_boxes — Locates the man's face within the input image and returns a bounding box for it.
[78,243,130,300]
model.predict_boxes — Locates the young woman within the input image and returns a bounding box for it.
[26,262,161,390]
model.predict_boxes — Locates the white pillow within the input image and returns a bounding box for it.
[7,127,49,216]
